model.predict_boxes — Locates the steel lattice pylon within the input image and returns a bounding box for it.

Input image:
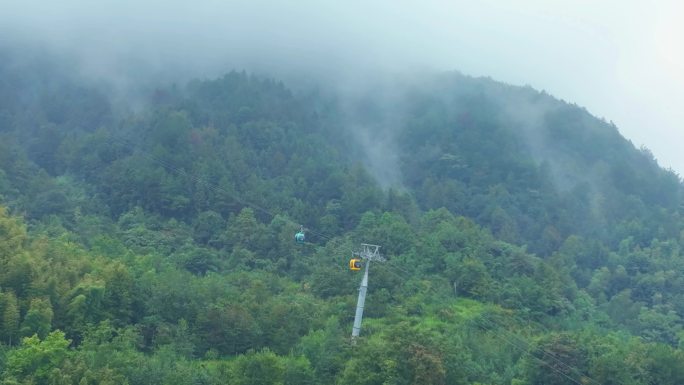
[351,244,385,341]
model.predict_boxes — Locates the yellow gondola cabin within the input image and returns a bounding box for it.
[349,258,362,271]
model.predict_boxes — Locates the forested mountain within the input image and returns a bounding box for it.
[1,49,684,384]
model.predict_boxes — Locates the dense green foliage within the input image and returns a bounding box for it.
[1,50,684,384]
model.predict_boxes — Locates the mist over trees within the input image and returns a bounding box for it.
[1,46,684,384]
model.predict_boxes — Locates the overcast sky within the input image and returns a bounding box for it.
[2,0,683,175]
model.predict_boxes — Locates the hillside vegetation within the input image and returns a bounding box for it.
[1,54,684,384]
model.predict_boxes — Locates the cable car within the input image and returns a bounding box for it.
[350,258,362,271]
[294,227,305,243]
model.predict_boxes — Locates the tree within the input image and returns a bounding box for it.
[283,355,315,385]
[2,331,70,384]
[297,317,348,384]
[406,343,447,385]
[0,205,27,259]
[193,210,225,246]
[102,262,134,327]
[644,344,684,385]
[224,208,262,251]
[20,298,54,339]
[2,290,20,345]
[232,349,285,385]
[196,303,260,355]
[637,307,682,345]
[450,257,493,299]
[587,336,647,385]
[0,206,33,297]
[65,277,106,337]
[524,333,588,385]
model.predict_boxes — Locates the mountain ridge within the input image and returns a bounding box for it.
[2,55,684,384]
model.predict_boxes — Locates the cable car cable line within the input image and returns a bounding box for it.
[106,133,337,242]
[103,132,608,385]
[375,261,603,384]
[373,262,609,385]
[374,255,620,384]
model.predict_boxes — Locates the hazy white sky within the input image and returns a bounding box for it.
[2,0,683,174]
